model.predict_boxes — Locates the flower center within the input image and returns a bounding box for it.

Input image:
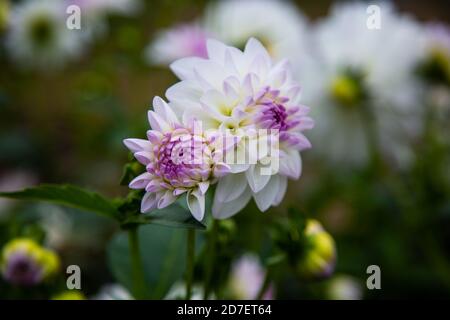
[330,70,365,107]
[29,15,55,47]
[150,133,211,188]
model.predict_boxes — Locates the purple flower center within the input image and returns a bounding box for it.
[3,253,44,286]
[148,133,211,188]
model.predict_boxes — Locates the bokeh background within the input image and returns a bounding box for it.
[0,0,449,299]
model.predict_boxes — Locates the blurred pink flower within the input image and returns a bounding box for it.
[145,23,208,65]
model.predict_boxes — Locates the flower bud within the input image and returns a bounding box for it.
[52,291,86,300]
[1,238,60,286]
[295,220,336,279]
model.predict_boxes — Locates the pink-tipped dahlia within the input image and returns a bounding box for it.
[124,97,229,221]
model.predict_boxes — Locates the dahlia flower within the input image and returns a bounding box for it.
[204,0,310,65]
[298,2,426,168]
[6,0,84,70]
[124,97,231,221]
[145,23,209,65]
[167,38,313,218]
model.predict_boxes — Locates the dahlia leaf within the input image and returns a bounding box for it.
[0,184,120,220]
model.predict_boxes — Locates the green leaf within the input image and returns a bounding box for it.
[0,184,120,220]
[121,199,206,230]
[107,225,191,299]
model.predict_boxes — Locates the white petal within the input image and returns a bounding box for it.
[141,192,159,213]
[273,176,288,206]
[123,138,152,153]
[170,57,206,80]
[129,172,152,189]
[152,96,179,126]
[279,150,302,179]
[187,189,205,221]
[206,38,228,63]
[148,110,171,132]
[245,164,271,193]
[157,190,177,209]
[252,175,280,212]
[215,172,248,202]
[198,181,210,194]
[212,186,252,219]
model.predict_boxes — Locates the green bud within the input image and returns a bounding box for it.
[295,219,336,280]
[52,291,86,300]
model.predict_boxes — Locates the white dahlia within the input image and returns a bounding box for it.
[166,38,313,219]
[299,2,426,167]
[6,0,84,70]
[203,0,310,64]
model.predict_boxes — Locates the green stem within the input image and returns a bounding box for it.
[185,229,196,300]
[256,270,272,300]
[203,219,218,299]
[128,227,147,299]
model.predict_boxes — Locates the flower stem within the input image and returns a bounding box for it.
[128,226,147,299]
[203,219,218,299]
[185,229,196,300]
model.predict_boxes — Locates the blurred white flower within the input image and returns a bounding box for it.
[164,282,206,300]
[299,2,426,168]
[167,38,313,218]
[228,254,273,300]
[327,275,363,300]
[93,284,133,300]
[0,170,37,219]
[145,23,208,65]
[66,0,141,40]
[204,0,310,65]
[6,0,84,70]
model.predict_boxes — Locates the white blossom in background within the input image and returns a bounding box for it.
[228,254,273,300]
[299,2,426,168]
[164,282,206,300]
[167,38,313,218]
[6,0,84,70]
[93,284,133,300]
[65,0,141,41]
[327,275,363,300]
[145,23,209,65]
[204,0,310,66]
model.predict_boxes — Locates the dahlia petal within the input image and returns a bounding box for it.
[134,151,152,165]
[129,172,152,189]
[206,38,228,63]
[123,138,152,153]
[146,130,163,144]
[157,190,177,209]
[148,110,171,132]
[273,175,288,206]
[246,164,272,193]
[187,189,205,221]
[252,175,280,212]
[279,150,302,179]
[198,181,210,195]
[215,172,248,202]
[170,56,206,80]
[244,37,271,68]
[212,186,252,219]
[152,96,179,126]
[213,163,231,177]
[141,192,159,213]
